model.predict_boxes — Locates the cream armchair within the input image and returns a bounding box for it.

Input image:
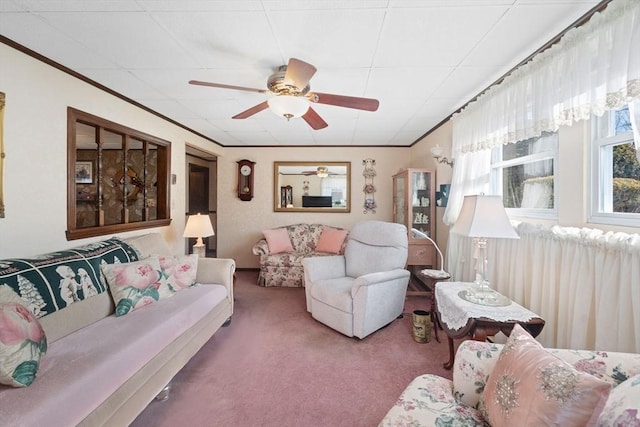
[302,221,410,339]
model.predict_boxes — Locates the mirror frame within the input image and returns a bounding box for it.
[274,161,351,213]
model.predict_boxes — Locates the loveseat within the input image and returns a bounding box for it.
[0,233,235,427]
[380,325,640,426]
[252,223,348,287]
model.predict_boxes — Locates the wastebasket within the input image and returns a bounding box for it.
[412,310,431,343]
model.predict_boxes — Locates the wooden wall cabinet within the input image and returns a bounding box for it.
[392,168,436,271]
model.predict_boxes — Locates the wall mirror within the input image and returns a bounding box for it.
[274,161,350,213]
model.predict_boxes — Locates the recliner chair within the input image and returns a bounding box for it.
[302,221,410,339]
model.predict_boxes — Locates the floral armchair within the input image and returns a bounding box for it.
[379,335,640,426]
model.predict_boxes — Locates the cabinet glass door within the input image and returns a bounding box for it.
[393,173,406,225]
[410,171,431,238]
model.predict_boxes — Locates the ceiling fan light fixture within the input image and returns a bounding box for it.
[316,166,329,178]
[268,95,309,120]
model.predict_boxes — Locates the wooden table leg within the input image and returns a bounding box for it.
[431,297,440,343]
[444,336,455,370]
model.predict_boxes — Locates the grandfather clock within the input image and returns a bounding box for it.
[237,159,255,201]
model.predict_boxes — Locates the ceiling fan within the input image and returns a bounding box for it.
[301,166,339,178]
[189,58,379,130]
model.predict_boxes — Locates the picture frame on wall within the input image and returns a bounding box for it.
[75,161,94,184]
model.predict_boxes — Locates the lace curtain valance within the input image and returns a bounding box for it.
[452,0,639,155]
[444,0,640,225]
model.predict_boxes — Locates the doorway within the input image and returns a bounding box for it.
[185,147,217,257]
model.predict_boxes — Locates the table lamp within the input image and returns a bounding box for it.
[450,194,519,305]
[183,213,214,257]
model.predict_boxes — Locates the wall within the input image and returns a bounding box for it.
[216,147,410,267]
[185,153,217,255]
[0,43,225,258]
[7,36,634,272]
[0,43,421,265]
[410,121,454,265]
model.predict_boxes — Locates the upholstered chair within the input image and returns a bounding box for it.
[302,221,410,339]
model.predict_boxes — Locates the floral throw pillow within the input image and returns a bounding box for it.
[102,258,165,316]
[0,285,47,387]
[597,374,640,426]
[483,324,611,427]
[157,255,198,292]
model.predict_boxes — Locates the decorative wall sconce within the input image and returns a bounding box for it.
[362,158,377,214]
[430,144,454,167]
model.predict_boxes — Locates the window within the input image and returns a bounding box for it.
[67,108,171,240]
[590,104,640,227]
[491,132,558,218]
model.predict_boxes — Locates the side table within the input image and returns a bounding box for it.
[418,268,451,342]
[436,282,545,370]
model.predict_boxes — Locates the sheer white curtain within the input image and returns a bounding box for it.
[443,149,492,225]
[447,223,640,352]
[629,99,640,162]
[444,0,640,225]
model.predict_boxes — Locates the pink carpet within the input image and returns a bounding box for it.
[131,271,453,427]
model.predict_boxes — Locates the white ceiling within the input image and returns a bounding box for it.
[0,0,602,147]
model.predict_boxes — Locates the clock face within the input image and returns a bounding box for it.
[240,165,252,176]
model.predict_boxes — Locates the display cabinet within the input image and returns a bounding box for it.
[392,168,436,273]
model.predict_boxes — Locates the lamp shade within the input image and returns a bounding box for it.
[450,195,519,239]
[183,213,214,238]
[268,95,309,119]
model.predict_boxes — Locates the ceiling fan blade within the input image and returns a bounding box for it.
[308,92,379,111]
[189,80,267,94]
[302,107,328,130]
[284,58,317,90]
[232,101,269,119]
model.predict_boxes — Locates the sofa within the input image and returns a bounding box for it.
[252,223,348,287]
[380,325,640,426]
[0,233,235,427]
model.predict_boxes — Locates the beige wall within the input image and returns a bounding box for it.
[216,147,410,267]
[0,43,420,265]
[410,121,454,266]
[0,43,225,258]
[3,40,636,266]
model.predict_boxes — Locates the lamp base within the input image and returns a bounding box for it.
[459,284,511,307]
[192,243,206,258]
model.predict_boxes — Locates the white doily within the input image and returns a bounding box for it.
[436,282,542,331]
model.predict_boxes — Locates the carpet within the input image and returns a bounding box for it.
[131,270,453,427]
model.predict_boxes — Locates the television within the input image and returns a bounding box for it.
[302,196,332,208]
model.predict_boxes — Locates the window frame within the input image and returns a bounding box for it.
[490,133,559,220]
[589,113,640,228]
[66,107,172,240]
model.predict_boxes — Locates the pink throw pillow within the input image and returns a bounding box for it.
[157,254,198,292]
[263,228,293,254]
[315,227,348,254]
[483,324,611,427]
[0,286,47,387]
